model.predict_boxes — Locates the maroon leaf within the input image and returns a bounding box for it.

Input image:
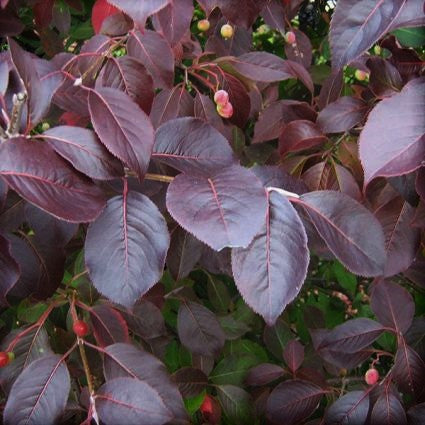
[318,69,343,109]
[95,377,172,425]
[324,390,370,425]
[154,117,236,175]
[0,233,19,306]
[96,56,154,114]
[4,355,70,425]
[359,77,425,185]
[106,0,171,28]
[283,339,305,373]
[371,386,407,425]
[40,126,123,180]
[284,29,312,69]
[216,0,267,28]
[177,301,225,357]
[88,87,154,179]
[172,367,208,398]
[375,197,420,277]
[407,403,425,425]
[266,379,325,425]
[389,0,425,31]
[367,57,403,98]
[232,191,309,325]
[316,97,368,134]
[317,318,385,353]
[166,165,267,251]
[330,0,406,69]
[85,191,169,307]
[279,120,327,156]
[103,343,188,422]
[127,30,174,89]
[299,191,386,276]
[0,137,106,222]
[245,363,285,386]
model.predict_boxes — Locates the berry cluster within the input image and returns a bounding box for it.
[214,90,233,118]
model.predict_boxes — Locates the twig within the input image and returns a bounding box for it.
[7,92,27,136]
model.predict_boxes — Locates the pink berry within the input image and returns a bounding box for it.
[355,69,369,81]
[214,90,229,106]
[364,368,379,385]
[217,102,233,118]
[197,19,210,32]
[285,31,296,44]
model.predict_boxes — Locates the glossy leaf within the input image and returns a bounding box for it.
[299,191,386,276]
[0,137,106,222]
[359,77,425,185]
[232,191,309,325]
[177,301,225,357]
[95,377,172,425]
[41,125,123,180]
[4,355,70,425]
[154,117,236,175]
[266,380,325,425]
[324,390,370,425]
[88,87,154,179]
[85,191,169,307]
[330,0,406,69]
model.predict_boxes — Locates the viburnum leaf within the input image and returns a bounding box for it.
[154,117,236,175]
[283,339,305,373]
[40,125,124,180]
[0,234,19,306]
[85,191,169,307]
[371,386,407,425]
[324,390,370,425]
[245,363,285,386]
[330,0,406,69]
[172,367,208,398]
[216,0,267,28]
[3,355,70,425]
[166,165,267,251]
[232,191,309,326]
[103,343,188,422]
[0,137,106,223]
[266,379,325,425]
[95,377,172,425]
[299,191,386,276]
[359,77,425,185]
[88,87,154,179]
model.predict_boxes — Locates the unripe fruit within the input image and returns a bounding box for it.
[217,102,233,118]
[355,69,369,81]
[214,89,229,106]
[197,19,210,32]
[73,320,90,337]
[374,45,381,55]
[41,122,50,131]
[7,352,15,362]
[365,368,379,385]
[0,352,10,368]
[220,23,234,39]
[285,31,296,44]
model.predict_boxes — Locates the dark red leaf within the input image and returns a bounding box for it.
[85,191,169,307]
[324,390,370,425]
[407,403,425,425]
[283,339,305,373]
[172,367,208,398]
[367,57,403,98]
[245,363,285,386]
[284,29,312,69]
[371,386,407,425]
[0,233,19,306]
[318,69,343,109]
[216,0,267,28]
[92,0,119,34]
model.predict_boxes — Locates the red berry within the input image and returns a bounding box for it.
[73,320,90,337]
[214,90,229,106]
[217,102,233,118]
[365,368,379,385]
[200,395,214,416]
[285,31,296,44]
[200,395,221,424]
[197,19,210,32]
[0,352,10,368]
[220,24,234,39]
[355,69,369,81]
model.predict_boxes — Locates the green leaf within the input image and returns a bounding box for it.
[225,339,268,363]
[210,354,258,385]
[393,27,425,48]
[17,301,48,323]
[184,390,206,416]
[332,261,357,296]
[207,274,231,314]
[217,385,253,425]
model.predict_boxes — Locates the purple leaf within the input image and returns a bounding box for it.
[154,117,236,175]
[0,137,106,222]
[375,197,420,277]
[95,377,172,425]
[389,0,425,31]
[106,0,171,28]
[324,390,370,425]
[90,304,130,347]
[407,403,425,425]
[317,318,385,353]
[317,97,369,134]
[103,343,188,422]
[371,387,407,425]
[97,56,154,114]
[283,339,305,373]
[330,0,406,69]
[40,125,124,181]
[0,233,19,306]
[127,30,174,89]
[166,165,267,251]
[367,57,403,98]
[266,379,325,425]
[318,69,343,109]
[4,355,70,425]
[88,87,154,179]
[360,77,425,185]
[284,29,312,69]
[177,301,225,357]
[299,191,386,276]
[85,191,169,307]
[216,0,267,28]
[245,363,285,386]
[232,191,309,325]
[172,367,208,398]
